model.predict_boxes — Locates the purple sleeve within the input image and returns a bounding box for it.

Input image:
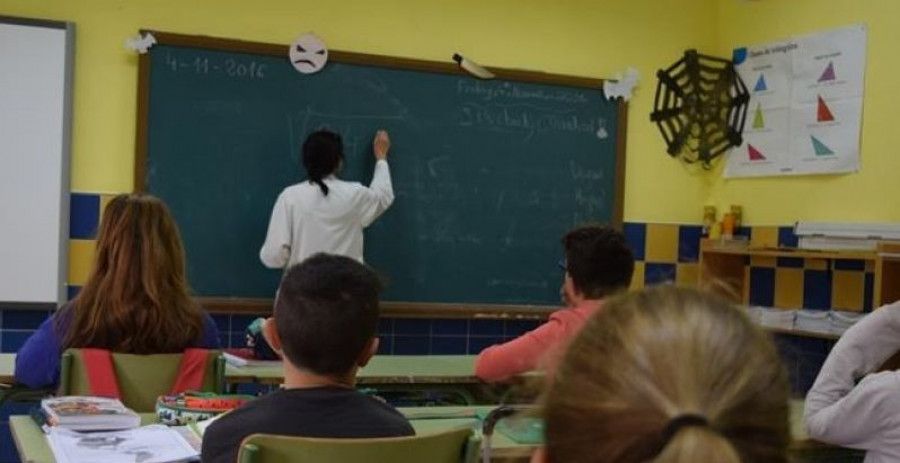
[14,316,64,388]
[198,312,223,349]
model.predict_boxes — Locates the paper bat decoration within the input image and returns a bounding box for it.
[603,67,640,101]
[125,33,157,54]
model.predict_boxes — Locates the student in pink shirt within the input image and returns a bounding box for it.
[474,225,634,382]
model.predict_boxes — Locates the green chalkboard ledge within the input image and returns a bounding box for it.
[200,298,555,320]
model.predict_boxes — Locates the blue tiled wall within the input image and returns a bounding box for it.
[774,334,832,395]
[0,308,52,353]
[0,309,541,356]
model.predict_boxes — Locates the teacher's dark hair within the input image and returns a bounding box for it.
[302,130,344,196]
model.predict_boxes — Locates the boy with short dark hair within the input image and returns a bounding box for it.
[201,254,413,463]
[474,225,635,382]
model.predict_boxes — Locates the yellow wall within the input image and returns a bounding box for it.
[711,1,900,224]
[0,0,717,223]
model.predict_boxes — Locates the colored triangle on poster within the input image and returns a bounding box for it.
[818,61,836,82]
[817,95,835,122]
[752,103,765,129]
[754,74,768,92]
[811,136,835,156]
[748,144,766,161]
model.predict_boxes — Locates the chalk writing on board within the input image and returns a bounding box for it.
[427,156,451,178]
[163,53,266,80]
[568,161,605,181]
[458,102,606,140]
[286,106,407,155]
[575,188,603,215]
[457,80,588,104]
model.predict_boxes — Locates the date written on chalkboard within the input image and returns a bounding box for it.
[163,53,267,80]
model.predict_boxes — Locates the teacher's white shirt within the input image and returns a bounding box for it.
[259,160,393,267]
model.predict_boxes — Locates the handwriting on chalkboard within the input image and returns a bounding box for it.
[163,53,267,80]
[457,80,588,104]
[569,161,604,181]
[286,106,408,155]
[458,102,606,140]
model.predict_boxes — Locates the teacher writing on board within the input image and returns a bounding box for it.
[260,129,394,268]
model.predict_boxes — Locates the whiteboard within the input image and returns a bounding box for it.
[0,17,74,305]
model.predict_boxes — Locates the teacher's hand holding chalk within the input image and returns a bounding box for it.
[373,130,390,161]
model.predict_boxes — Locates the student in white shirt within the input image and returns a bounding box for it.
[805,300,900,463]
[260,129,394,268]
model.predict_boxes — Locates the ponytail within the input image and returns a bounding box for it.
[654,425,742,463]
[312,178,330,196]
[301,130,344,197]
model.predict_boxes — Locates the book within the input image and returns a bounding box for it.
[223,348,280,367]
[41,396,140,431]
[47,424,198,463]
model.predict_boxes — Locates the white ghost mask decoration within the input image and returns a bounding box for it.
[289,33,328,74]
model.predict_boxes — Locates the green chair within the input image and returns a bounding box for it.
[58,349,224,412]
[237,427,481,463]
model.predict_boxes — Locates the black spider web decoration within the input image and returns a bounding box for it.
[650,49,749,168]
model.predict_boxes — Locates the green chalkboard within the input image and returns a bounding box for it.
[137,32,625,311]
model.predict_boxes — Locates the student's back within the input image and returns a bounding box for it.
[201,254,413,463]
[202,387,411,456]
[14,194,220,388]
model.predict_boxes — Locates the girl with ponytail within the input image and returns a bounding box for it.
[260,129,394,267]
[533,286,790,463]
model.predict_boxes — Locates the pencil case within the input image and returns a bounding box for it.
[156,391,255,426]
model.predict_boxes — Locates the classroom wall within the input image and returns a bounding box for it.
[0,0,717,224]
[709,0,900,224]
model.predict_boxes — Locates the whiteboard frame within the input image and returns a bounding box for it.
[0,16,74,307]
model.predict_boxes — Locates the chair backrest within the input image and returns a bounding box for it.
[58,349,224,412]
[237,427,480,463]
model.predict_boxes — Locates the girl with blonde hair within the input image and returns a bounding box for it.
[15,193,220,387]
[534,286,790,463]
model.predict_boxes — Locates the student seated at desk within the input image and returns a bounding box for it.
[14,194,220,388]
[805,300,900,463]
[474,225,634,382]
[201,254,414,463]
[533,286,790,463]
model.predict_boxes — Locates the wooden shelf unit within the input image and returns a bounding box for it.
[699,239,900,312]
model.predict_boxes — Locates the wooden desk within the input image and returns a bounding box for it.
[10,400,845,463]
[225,355,480,386]
[10,407,518,463]
[1,352,14,383]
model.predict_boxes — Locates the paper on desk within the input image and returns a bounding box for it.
[47,425,198,463]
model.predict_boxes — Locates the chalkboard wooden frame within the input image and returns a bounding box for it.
[134,30,627,318]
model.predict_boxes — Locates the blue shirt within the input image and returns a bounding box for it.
[14,304,221,388]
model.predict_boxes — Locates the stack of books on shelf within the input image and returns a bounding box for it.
[747,306,868,336]
[795,310,832,333]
